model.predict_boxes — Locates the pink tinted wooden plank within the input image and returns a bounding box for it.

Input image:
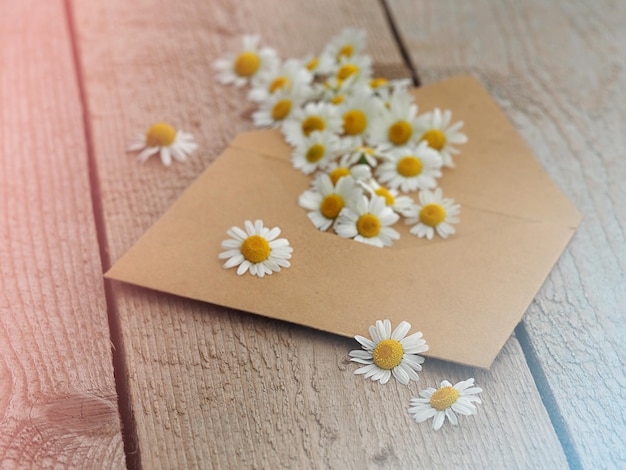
[0,0,125,467]
[388,0,626,467]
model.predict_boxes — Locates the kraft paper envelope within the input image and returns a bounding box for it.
[106,76,581,368]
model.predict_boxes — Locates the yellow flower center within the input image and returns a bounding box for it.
[372,339,404,370]
[336,44,354,61]
[396,156,423,177]
[233,51,260,77]
[370,77,388,88]
[330,95,345,105]
[301,116,325,136]
[329,167,350,185]
[271,100,292,121]
[145,122,176,147]
[343,110,367,135]
[269,76,290,93]
[306,58,319,71]
[422,129,447,151]
[240,235,270,264]
[320,194,344,219]
[430,386,459,411]
[337,63,359,81]
[419,204,446,227]
[356,213,381,238]
[306,144,325,163]
[388,120,413,145]
[375,187,395,206]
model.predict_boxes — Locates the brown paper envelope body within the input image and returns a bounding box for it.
[106,76,581,368]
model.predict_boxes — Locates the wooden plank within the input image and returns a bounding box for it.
[73,0,568,467]
[387,0,626,467]
[0,0,125,468]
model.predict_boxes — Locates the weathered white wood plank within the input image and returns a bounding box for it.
[387,0,626,467]
[0,0,125,467]
[73,0,568,467]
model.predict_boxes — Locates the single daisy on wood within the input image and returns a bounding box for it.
[406,188,460,240]
[127,122,197,167]
[349,319,428,385]
[408,378,482,430]
[218,220,293,278]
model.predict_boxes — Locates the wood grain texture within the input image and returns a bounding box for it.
[73,0,568,467]
[387,0,626,467]
[0,0,125,468]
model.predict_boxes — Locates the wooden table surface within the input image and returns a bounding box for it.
[2,0,624,468]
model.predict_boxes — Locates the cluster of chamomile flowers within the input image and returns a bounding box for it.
[213,29,467,246]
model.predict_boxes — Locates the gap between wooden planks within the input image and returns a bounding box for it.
[72,0,571,467]
[0,0,125,467]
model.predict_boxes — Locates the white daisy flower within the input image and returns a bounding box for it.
[349,319,428,385]
[218,220,293,278]
[359,179,415,217]
[127,122,197,167]
[324,159,372,186]
[335,195,400,247]
[298,54,335,77]
[342,145,391,168]
[213,35,279,88]
[248,59,313,103]
[408,378,483,431]
[298,173,363,231]
[322,28,367,64]
[375,141,443,192]
[252,87,307,128]
[338,90,383,147]
[406,188,460,240]
[282,101,343,146]
[368,87,419,149]
[291,131,345,175]
[331,54,373,89]
[415,108,468,168]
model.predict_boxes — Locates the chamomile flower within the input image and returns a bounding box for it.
[349,319,428,385]
[406,188,460,240]
[342,145,389,168]
[368,87,419,149]
[252,87,307,128]
[324,159,372,185]
[360,180,415,217]
[291,131,345,175]
[127,122,197,167]
[298,173,363,231]
[331,55,372,89]
[375,141,443,192]
[338,90,382,147]
[408,378,483,431]
[322,28,367,64]
[416,108,468,168]
[218,220,293,278]
[248,59,313,103]
[335,195,400,247]
[213,35,279,88]
[282,101,343,146]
